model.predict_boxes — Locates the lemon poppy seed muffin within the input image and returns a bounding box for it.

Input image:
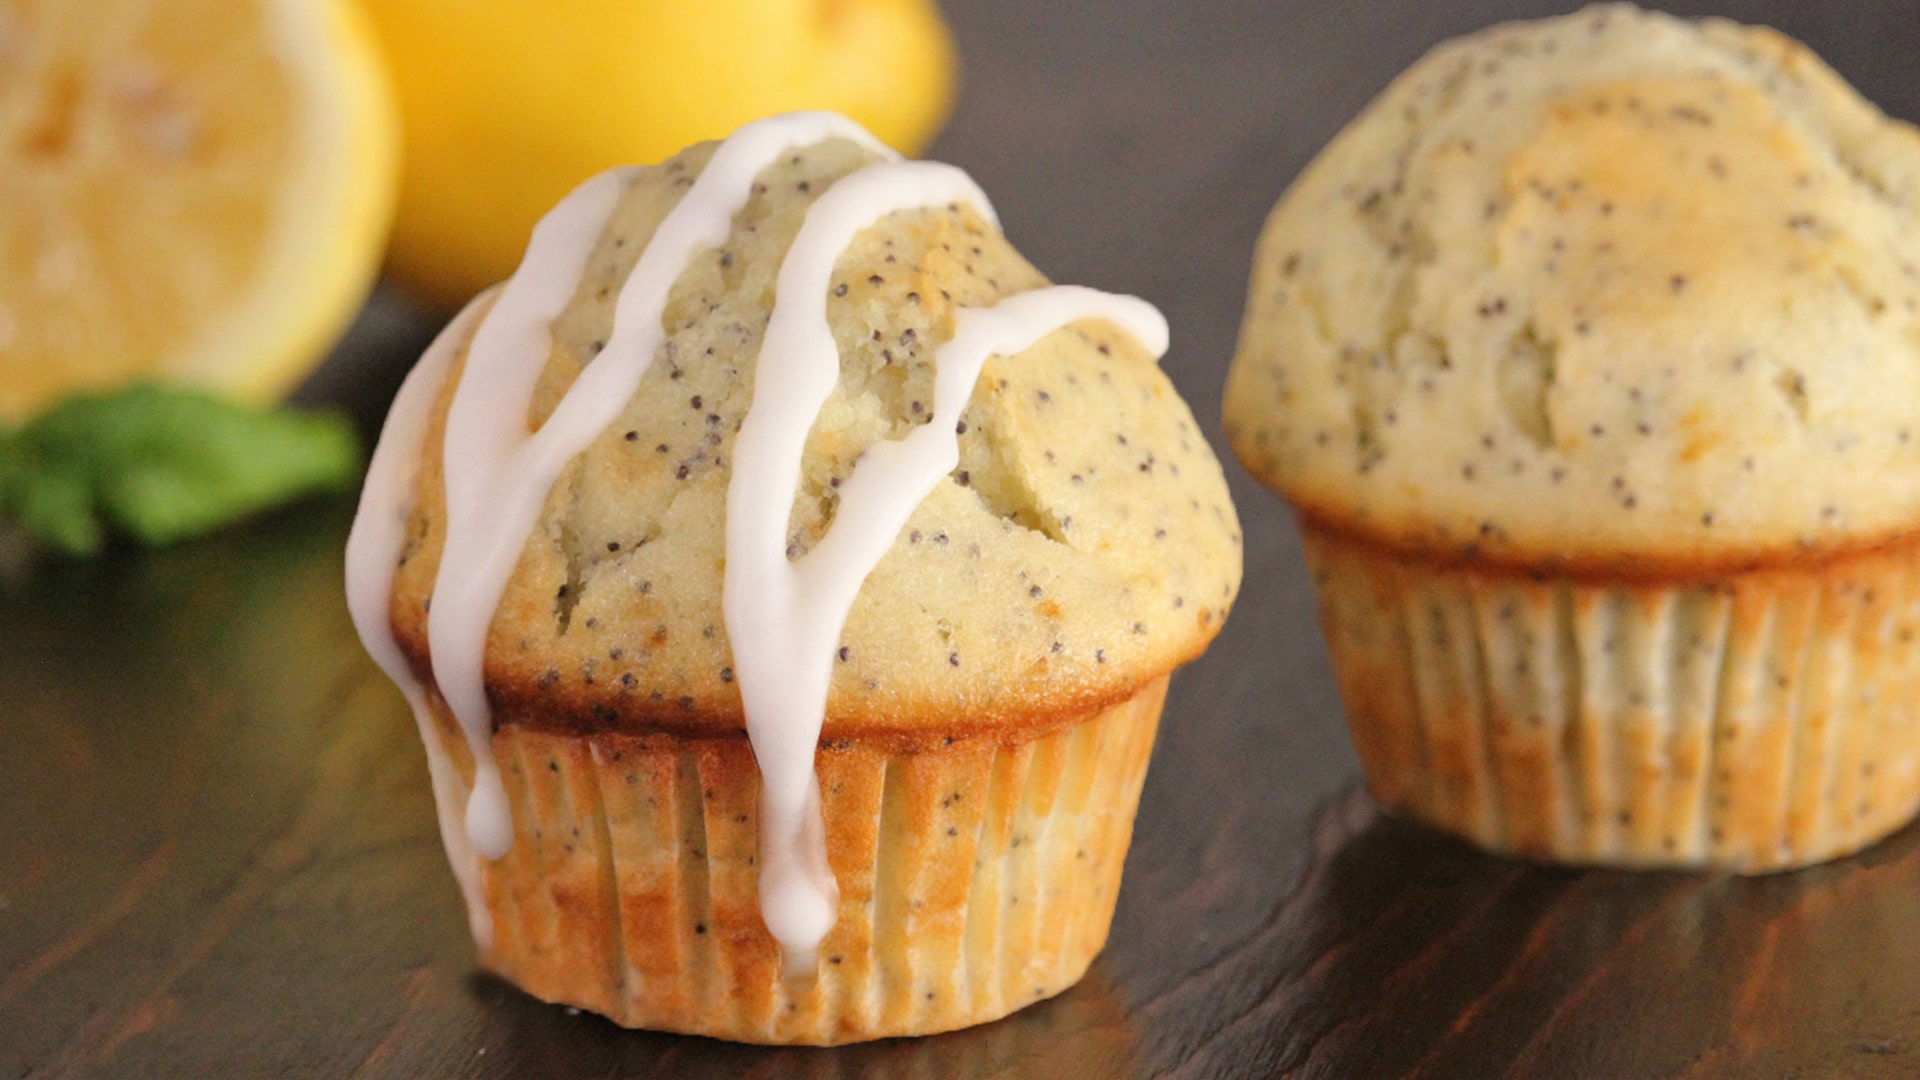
[351,114,1241,1043]
[1225,5,1920,871]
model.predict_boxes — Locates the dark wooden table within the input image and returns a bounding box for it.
[11,2,1920,1076]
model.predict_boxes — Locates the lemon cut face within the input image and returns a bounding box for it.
[0,0,397,423]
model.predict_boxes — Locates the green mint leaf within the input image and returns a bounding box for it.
[0,384,363,555]
[14,464,104,555]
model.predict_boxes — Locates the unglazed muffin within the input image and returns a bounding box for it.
[349,113,1241,1043]
[1225,5,1920,872]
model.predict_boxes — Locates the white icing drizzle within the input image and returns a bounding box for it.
[426,114,893,860]
[724,160,1168,971]
[345,112,1169,975]
[425,167,632,859]
[344,297,495,949]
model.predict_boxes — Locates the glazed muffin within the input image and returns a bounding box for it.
[348,112,1241,1043]
[1225,5,1920,872]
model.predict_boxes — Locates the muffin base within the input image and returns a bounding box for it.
[418,676,1167,1044]
[1300,519,1920,872]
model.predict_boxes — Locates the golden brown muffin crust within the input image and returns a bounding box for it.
[1225,4,1920,569]
[389,135,1243,739]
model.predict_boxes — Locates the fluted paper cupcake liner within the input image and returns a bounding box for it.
[419,676,1166,1044]
[1300,521,1920,872]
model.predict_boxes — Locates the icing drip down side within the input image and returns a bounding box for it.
[426,114,894,860]
[727,159,1166,971]
[346,112,1172,972]
[344,298,494,950]
[426,167,630,860]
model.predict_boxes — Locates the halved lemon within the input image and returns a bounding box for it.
[0,0,398,424]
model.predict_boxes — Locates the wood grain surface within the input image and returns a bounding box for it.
[9,2,1920,1076]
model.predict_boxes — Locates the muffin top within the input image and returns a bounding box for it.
[1224,3,1920,574]
[386,128,1242,739]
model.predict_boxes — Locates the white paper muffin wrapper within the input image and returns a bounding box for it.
[1300,521,1920,871]
[421,676,1166,1044]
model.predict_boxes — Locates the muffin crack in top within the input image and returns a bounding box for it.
[1225,2,1920,573]
[390,132,1242,736]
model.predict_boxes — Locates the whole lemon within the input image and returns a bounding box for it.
[362,0,957,311]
